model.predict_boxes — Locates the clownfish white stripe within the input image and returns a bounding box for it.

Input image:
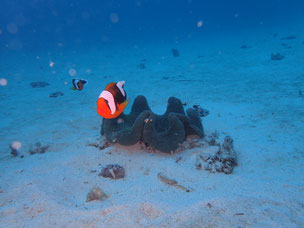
[99,90,116,114]
[116,81,125,97]
[72,79,80,90]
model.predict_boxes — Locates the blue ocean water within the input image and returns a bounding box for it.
[0,0,303,50]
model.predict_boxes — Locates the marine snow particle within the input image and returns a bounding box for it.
[0,29,2,35]
[197,20,203,28]
[7,23,18,34]
[49,61,55,67]
[0,78,7,86]
[11,141,22,150]
[110,13,119,23]
[69,68,77,76]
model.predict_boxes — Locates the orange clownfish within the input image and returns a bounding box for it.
[97,81,129,119]
[72,79,88,91]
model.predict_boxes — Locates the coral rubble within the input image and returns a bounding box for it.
[29,142,49,155]
[10,141,22,157]
[99,164,125,179]
[137,63,146,69]
[271,53,284,60]
[49,91,64,98]
[101,95,204,153]
[10,145,19,157]
[280,35,296,40]
[158,172,192,192]
[171,48,180,57]
[193,105,209,117]
[87,137,111,150]
[30,81,50,88]
[86,187,109,202]
[196,135,237,174]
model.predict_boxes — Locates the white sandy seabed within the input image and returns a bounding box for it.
[0,28,304,227]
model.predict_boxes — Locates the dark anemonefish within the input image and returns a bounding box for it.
[97,81,129,119]
[72,79,88,91]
